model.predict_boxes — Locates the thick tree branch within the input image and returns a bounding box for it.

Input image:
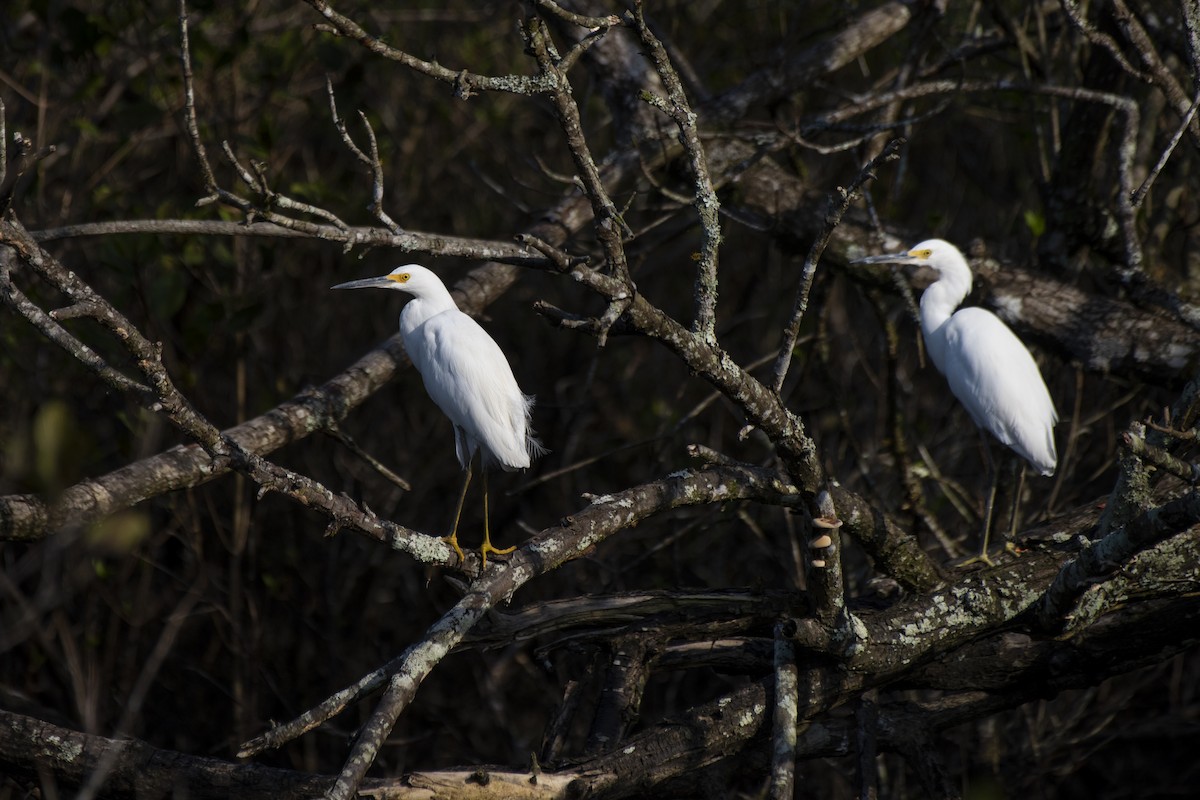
[31,219,551,263]
[711,137,1200,388]
[706,1,921,125]
[240,463,802,798]
[562,260,942,592]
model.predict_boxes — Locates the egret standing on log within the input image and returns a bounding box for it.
[851,239,1057,563]
[333,265,542,567]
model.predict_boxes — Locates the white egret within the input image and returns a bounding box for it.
[333,265,542,567]
[852,239,1057,563]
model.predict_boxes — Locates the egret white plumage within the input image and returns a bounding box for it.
[333,264,542,567]
[852,239,1057,563]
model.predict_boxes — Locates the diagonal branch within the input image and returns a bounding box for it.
[557,261,942,592]
[238,464,802,785]
[325,77,402,233]
[0,217,453,564]
[525,14,635,338]
[1037,490,1200,632]
[299,0,556,98]
[0,251,153,401]
[630,1,722,345]
[31,218,548,264]
[770,138,903,395]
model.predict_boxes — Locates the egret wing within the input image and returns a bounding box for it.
[940,308,1058,475]
[405,308,534,470]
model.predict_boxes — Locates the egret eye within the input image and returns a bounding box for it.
[387,273,410,284]
[911,248,933,259]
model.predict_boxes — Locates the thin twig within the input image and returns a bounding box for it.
[0,98,6,188]
[75,576,207,800]
[177,0,220,196]
[1131,91,1200,209]
[0,256,154,401]
[325,76,402,233]
[0,218,451,567]
[532,0,621,31]
[1107,0,1200,153]
[325,425,412,492]
[301,0,554,98]
[631,1,722,345]
[1057,0,1154,83]
[771,138,903,394]
[514,232,584,272]
[829,78,1144,272]
[525,15,635,346]
[180,4,386,252]
[868,286,956,557]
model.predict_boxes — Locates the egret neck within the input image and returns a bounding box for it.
[918,250,973,374]
[398,277,458,336]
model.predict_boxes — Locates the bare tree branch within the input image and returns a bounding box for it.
[6,3,1200,797]
[30,218,549,264]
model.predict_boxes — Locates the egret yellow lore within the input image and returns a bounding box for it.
[851,239,1057,563]
[333,264,542,567]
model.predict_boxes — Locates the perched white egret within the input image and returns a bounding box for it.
[333,265,542,567]
[852,239,1057,562]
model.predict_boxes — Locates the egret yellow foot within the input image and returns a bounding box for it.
[480,538,515,569]
[477,470,514,569]
[442,532,466,565]
[953,540,1020,569]
[953,551,996,569]
[442,462,474,566]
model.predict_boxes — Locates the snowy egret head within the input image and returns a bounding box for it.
[851,239,968,281]
[331,264,447,297]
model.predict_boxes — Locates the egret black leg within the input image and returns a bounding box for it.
[956,433,999,567]
[443,459,472,564]
[479,469,515,568]
[979,439,1000,563]
[1005,459,1025,546]
[957,443,1024,568]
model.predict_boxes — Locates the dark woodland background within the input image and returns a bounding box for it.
[1,1,1198,798]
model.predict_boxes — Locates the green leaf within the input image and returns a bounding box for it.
[1023,209,1046,238]
[87,511,152,554]
[33,399,75,489]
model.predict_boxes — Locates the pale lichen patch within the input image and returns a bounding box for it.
[43,733,83,762]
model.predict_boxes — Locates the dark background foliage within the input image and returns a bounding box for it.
[2,1,1198,798]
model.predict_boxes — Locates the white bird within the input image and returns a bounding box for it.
[333,264,542,567]
[852,239,1057,562]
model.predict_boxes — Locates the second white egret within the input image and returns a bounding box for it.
[333,265,542,567]
[852,239,1057,562]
